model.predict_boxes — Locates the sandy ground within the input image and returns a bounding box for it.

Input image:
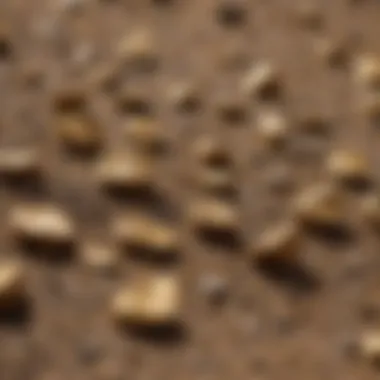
[1,0,380,379]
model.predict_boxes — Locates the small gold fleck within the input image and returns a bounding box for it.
[257,108,288,148]
[354,54,380,89]
[188,198,239,233]
[0,147,40,177]
[9,203,75,244]
[253,221,300,263]
[79,240,119,272]
[293,183,345,229]
[358,330,380,365]
[327,150,370,186]
[96,152,154,191]
[111,273,181,326]
[112,214,179,259]
[242,62,281,100]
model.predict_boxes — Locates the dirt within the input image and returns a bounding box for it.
[1,0,380,379]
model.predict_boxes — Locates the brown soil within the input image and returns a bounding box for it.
[1,0,380,379]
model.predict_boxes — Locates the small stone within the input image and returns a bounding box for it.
[9,203,75,245]
[188,198,239,234]
[168,83,202,114]
[111,273,181,326]
[53,87,102,154]
[0,147,40,177]
[242,62,281,100]
[257,108,288,148]
[358,330,380,365]
[111,213,179,259]
[253,221,300,263]
[354,54,380,89]
[118,28,158,71]
[80,240,119,273]
[124,118,167,155]
[198,273,228,306]
[327,150,370,186]
[57,113,103,154]
[0,260,26,308]
[192,136,230,168]
[96,152,153,192]
[293,183,345,229]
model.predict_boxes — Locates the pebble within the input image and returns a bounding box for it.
[0,260,26,308]
[9,203,75,244]
[111,273,181,326]
[358,329,380,365]
[0,147,40,177]
[124,118,167,155]
[256,108,288,148]
[118,28,158,71]
[192,136,230,169]
[354,54,380,89]
[293,183,345,229]
[253,221,300,263]
[56,113,103,154]
[96,152,153,191]
[168,83,202,114]
[188,198,239,233]
[111,213,179,259]
[326,150,370,186]
[79,239,119,273]
[242,62,281,100]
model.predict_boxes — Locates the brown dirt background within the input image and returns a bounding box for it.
[1,0,380,379]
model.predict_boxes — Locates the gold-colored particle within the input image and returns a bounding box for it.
[124,118,167,155]
[0,260,26,307]
[358,330,380,365]
[354,54,380,89]
[9,203,75,244]
[293,183,345,228]
[0,147,40,177]
[257,108,288,148]
[111,214,179,258]
[53,89,102,153]
[111,273,181,326]
[57,113,103,153]
[118,28,158,71]
[96,152,153,191]
[242,62,281,100]
[79,240,119,272]
[326,150,370,185]
[188,198,239,233]
[253,221,300,262]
